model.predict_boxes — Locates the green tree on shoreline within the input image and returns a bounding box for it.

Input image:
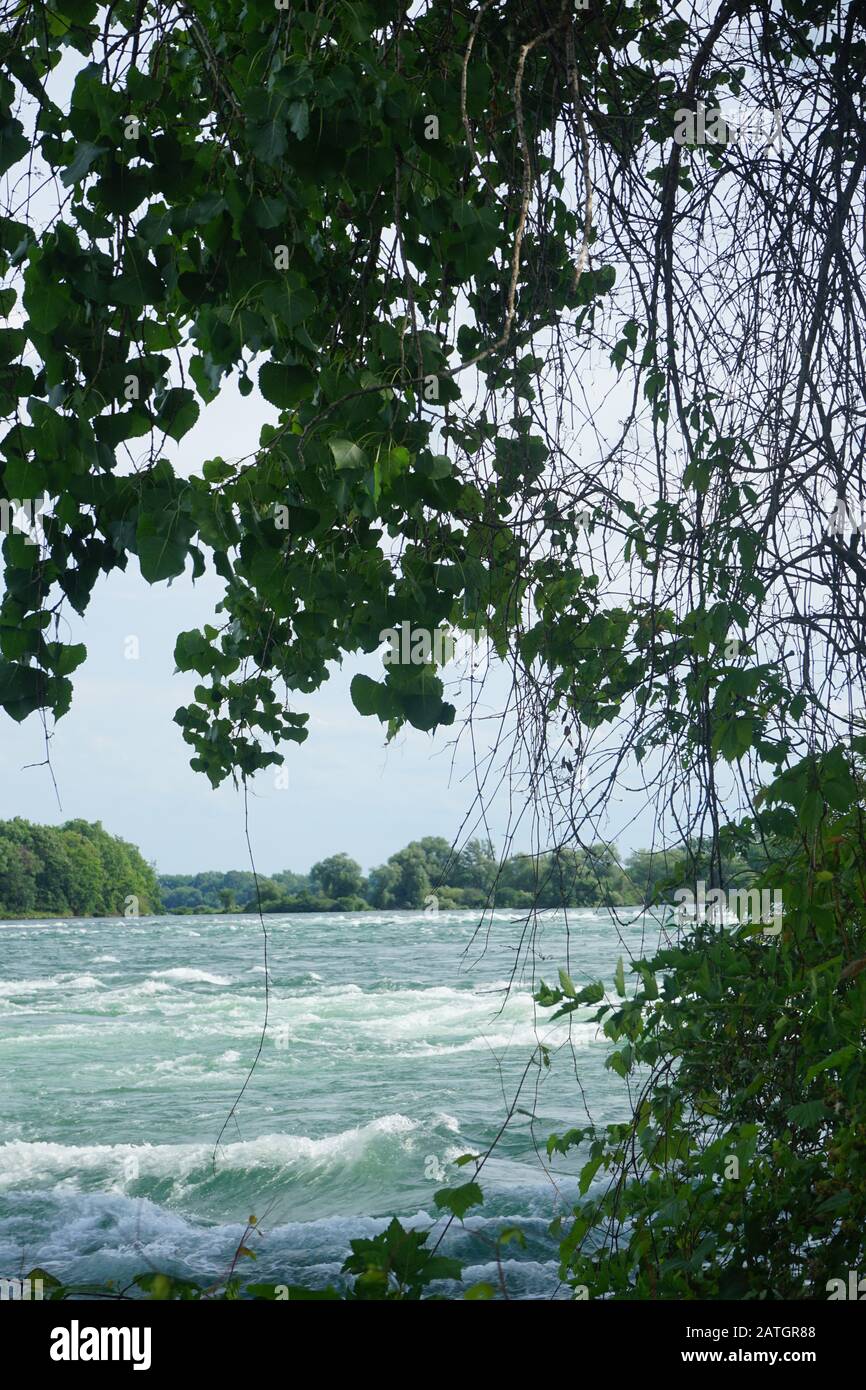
[0,818,161,917]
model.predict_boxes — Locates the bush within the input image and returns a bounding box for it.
[537,748,866,1299]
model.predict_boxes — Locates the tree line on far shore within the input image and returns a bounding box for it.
[159,835,765,915]
[1,822,770,919]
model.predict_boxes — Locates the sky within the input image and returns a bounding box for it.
[0,371,512,874]
[0,600,661,876]
[0,360,664,874]
[0,555,662,874]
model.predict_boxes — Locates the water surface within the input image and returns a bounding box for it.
[0,908,668,1296]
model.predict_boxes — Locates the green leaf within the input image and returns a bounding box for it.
[804,1045,857,1085]
[329,438,367,470]
[260,284,316,329]
[579,1151,605,1195]
[786,1101,831,1128]
[258,362,316,409]
[245,91,287,164]
[614,956,626,998]
[397,685,455,732]
[111,261,163,307]
[23,277,74,334]
[349,673,396,720]
[287,100,309,140]
[156,388,199,441]
[433,1181,483,1220]
[0,659,44,722]
[1,451,47,496]
[814,1189,852,1216]
[498,1226,526,1248]
[61,140,108,186]
[202,458,237,484]
[0,118,28,176]
[417,452,453,479]
[42,642,87,676]
[558,966,576,997]
[638,965,659,999]
[94,408,152,447]
[136,511,190,583]
[577,981,605,1005]
[606,1048,631,1079]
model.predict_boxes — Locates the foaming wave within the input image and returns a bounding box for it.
[0,1190,564,1296]
[0,973,105,997]
[0,1115,422,1195]
[150,968,231,985]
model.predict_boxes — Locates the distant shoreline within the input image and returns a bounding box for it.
[3,819,765,921]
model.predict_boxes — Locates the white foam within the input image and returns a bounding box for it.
[0,1115,421,1190]
[0,973,104,996]
[150,968,231,985]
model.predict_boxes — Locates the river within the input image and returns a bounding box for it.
[0,908,669,1297]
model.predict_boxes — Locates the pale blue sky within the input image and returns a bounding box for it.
[0,383,504,873]
[0,561,660,874]
[0,309,676,876]
[0,375,553,874]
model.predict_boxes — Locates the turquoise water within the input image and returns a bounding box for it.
[0,909,669,1297]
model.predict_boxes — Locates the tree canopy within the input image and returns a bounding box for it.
[0,815,162,915]
[5,0,857,802]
